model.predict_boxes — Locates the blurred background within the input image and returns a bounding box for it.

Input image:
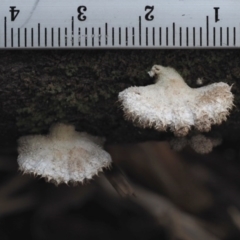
[1,140,240,240]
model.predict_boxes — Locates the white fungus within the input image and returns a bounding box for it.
[170,134,222,154]
[189,135,214,154]
[17,123,112,185]
[118,65,234,137]
[169,137,189,152]
[196,78,204,86]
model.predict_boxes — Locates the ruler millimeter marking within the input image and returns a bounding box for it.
[0,0,240,49]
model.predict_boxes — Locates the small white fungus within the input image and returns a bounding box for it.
[17,123,112,185]
[118,65,234,137]
[196,78,204,86]
[169,137,189,152]
[170,134,222,154]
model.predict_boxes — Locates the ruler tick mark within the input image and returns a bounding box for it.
[78,28,81,46]
[186,27,189,46]
[31,28,34,47]
[51,28,54,47]
[153,27,155,46]
[206,16,209,46]
[59,28,61,47]
[126,27,128,46]
[159,27,162,46]
[65,28,68,46]
[213,27,216,46]
[233,27,236,46]
[85,27,87,46]
[25,28,27,47]
[179,27,182,46]
[18,28,20,47]
[220,27,222,46]
[4,17,7,47]
[11,28,13,47]
[72,16,74,46]
[139,16,141,46]
[173,23,175,46]
[146,27,148,46]
[227,27,229,46]
[132,27,135,46]
[45,28,47,47]
[92,28,95,47]
[166,27,168,46]
[38,23,40,47]
[193,27,195,46]
[98,27,101,46]
[112,27,114,46]
[200,27,202,46]
[119,27,121,45]
[105,23,108,45]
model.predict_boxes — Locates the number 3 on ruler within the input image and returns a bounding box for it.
[77,6,87,21]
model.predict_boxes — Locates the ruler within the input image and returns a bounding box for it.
[0,0,239,49]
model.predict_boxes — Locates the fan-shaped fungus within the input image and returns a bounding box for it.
[17,123,112,185]
[119,65,233,136]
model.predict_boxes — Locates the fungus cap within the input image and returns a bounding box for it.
[17,123,112,185]
[119,65,234,136]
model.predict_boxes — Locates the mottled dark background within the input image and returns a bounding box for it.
[1,50,240,240]
[1,50,240,147]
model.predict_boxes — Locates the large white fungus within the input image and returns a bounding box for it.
[118,65,234,136]
[17,123,112,185]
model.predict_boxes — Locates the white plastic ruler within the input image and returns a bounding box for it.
[0,0,239,49]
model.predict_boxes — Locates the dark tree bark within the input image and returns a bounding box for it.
[0,50,240,147]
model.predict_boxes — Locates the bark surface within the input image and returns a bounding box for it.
[0,50,240,147]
